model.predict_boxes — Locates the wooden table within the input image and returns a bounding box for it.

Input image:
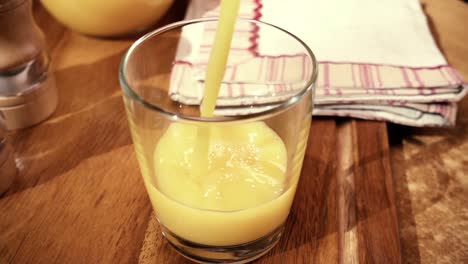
[389,0,468,263]
[0,0,466,263]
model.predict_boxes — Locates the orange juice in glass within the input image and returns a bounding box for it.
[120,17,317,263]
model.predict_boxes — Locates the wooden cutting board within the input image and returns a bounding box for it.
[138,119,402,263]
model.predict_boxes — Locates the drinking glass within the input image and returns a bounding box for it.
[120,18,318,263]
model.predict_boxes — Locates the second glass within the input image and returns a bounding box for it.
[120,18,318,263]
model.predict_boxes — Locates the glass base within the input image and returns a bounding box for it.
[160,224,284,263]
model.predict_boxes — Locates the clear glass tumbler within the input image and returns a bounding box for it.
[120,18,317,263]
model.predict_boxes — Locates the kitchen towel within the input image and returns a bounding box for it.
[168,0,467,126]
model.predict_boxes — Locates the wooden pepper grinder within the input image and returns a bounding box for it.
[0,0,57,130]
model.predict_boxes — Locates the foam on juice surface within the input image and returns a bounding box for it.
[154,122,287,211]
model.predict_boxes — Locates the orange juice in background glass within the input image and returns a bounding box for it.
[120,17,318,263]
[40,0,174,36]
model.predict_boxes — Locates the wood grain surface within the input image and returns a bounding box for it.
[0,0,465,263]
[390,0,468,263]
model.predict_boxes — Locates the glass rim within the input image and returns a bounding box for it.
[119,17,319,123]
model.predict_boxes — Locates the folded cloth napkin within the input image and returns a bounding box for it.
[169,0,467,126]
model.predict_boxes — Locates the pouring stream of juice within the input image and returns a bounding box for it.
[192,0,241,178]
[200,0,240,117]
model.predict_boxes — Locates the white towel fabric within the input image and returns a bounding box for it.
[168,0,466,126]
[257,0,447,67]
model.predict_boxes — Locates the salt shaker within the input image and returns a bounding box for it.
[0,131,15,195]
[0,0,57,130]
